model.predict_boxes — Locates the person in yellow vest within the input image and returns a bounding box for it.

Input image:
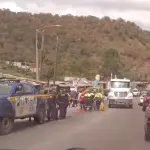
[94,91,103,111]
[84,92,94,111]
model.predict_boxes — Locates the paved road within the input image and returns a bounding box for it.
[0,98,149,150]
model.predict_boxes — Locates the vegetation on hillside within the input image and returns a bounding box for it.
[0,9,150,80]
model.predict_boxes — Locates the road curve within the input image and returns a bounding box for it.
[0,98,149,150]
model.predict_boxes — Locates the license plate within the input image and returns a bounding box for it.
[117,100,125,104]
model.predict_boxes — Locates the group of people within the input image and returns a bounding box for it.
[46,88,70,121]
[44,86,104,121]
[69,87,104,111]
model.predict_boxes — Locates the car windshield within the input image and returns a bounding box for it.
[0,84,12,95]
[111,81,130,88]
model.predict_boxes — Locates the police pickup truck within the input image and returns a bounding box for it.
[0,82,46,135]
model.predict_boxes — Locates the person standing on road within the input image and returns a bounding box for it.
[45,89,53,121]
[84,92,94,111]
[94,91,103,111]
[51,90,58,120]
[45,89,58,121]
[56,89,69,119]
[79,88,86,110]
[70,90,78,107]
[79,93,84,111]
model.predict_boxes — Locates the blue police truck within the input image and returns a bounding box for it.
[0,81,46,135]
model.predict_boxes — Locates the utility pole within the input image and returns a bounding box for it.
[36,29,39,81]
[133,67,136,81]
[36,24,61,82]
[53,35,59,85]
[39,30,44,80]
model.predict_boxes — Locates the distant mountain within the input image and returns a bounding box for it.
[0,9,150,80]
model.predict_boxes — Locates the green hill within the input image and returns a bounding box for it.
[0,9,150,80]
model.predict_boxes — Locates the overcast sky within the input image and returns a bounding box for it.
[0,0,150,30]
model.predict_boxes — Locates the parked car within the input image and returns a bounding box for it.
[144,105,150,141]
[142,89,150,111]
[132,88,140,97]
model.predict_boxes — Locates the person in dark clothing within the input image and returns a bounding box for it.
[51,91,58,120]
[46,98,53,121]
[43,90,52,121]
[70,90,78,107]
[56,89,69,119]
[94,92,103,111]
[46,90,58,121]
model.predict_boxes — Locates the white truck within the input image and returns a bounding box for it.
[107,78,133,108]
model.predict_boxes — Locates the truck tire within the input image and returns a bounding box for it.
[108,104,112,108]
[0,117,14,135]
[34,108,45,124]
[129,104,133,109]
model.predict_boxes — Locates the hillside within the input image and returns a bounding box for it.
[0,9,150,80]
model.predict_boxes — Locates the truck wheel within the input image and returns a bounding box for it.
[0,117,14,135]
[108,104,112,108]
[129,104,133,109]
[34,108,45,124]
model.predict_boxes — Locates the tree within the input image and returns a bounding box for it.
[41,68,54,82]
[102,48,121,77]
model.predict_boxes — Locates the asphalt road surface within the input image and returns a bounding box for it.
[0,98,149,150]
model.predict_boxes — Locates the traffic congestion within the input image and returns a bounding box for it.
[0,76,150,150]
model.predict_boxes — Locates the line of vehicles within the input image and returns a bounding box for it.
[1,75,150,139]
[0,77,93,135]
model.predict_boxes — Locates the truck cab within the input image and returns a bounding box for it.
[107,78,133,108]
